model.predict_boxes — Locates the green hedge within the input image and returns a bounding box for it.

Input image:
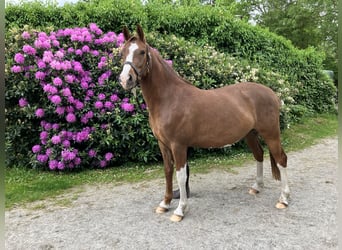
[5,1,336,169]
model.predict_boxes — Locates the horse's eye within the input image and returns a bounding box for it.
[140,50,146,55]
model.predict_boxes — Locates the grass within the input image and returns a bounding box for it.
[5,113,337,209]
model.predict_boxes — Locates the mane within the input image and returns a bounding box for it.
[150,46,193,86]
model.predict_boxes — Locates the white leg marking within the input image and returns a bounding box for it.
[174,164,188,217]
[251,161,264,192]
[158,200,170,210]
[119,43,138,87]
[278,164,290,205]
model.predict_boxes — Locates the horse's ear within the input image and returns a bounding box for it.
[123,26,131,41]
[136,24,146,43]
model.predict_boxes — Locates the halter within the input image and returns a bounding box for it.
[123,45,151,86]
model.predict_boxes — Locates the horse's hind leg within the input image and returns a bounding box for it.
[245,130,264,195]
[265,137,290,209]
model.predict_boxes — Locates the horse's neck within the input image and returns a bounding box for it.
[140,51,185,112]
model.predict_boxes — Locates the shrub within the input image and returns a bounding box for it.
[5,24,159,170]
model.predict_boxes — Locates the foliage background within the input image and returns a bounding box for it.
[5,0,337,170]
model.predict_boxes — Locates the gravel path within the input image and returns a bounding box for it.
[6,137,337,250]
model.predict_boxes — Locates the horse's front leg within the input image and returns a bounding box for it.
[170,146,189,222]
[155,141,174,214]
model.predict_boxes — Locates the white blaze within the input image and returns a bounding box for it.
[119,43,138,87]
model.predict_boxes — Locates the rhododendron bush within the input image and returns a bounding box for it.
[6,24,159,170]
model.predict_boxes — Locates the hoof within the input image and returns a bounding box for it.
[170,214,183,222]
[248,188,259,195]
[155,206,168,214]
[275,202,288,209]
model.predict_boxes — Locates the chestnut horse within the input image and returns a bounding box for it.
[119,25,290,222]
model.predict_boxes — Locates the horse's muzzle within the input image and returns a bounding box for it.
[119,73,138,91]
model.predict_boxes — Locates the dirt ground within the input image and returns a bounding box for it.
[5,137,337,250]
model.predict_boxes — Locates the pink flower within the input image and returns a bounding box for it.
[100,160,106,168]
[37,60,46,69]
[11,65,22,73]
[32,145,41,153]
[14,53,25,64]
[23,45,36,55]
[37,154,48,163]
[88,149,96,158]
[21,31,31,40]
[121,102,135,112]
[51,135,61,144]
[65,74,75,83]
[98,93,106,100]
[48,160,57,169]
[105,152,113,161]
[40,131,48,140]
[55,106,65,115]
[35,108,45,118]
[19,98,28,107]
[50,95,62,105]
[43,84,58,95]
[66,113,76,123]
[110,94,119,102]
[53,77,63,86]
[94,101,103,109]
[35,71,46,80]
[62,88,72,97]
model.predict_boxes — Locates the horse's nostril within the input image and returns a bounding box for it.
[128,74,133,81]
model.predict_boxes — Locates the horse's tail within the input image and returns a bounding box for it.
[270,152,281,181]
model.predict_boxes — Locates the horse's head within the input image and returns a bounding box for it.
[119,25,151,90]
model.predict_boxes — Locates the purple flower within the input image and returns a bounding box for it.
[104,101,113,110]
[76,130,89,142]
[121,102,135,112]
[37,154,48,163]
[85,111,94,119]
[100,160,107,168]
[94,101,103,109]
[65,74,75,83]
[43,84,58,95]
[55,106,65,115]
[49,160,58,170]
[21,31,31,40]
[52,123,60,130]
[66,113,76,123]
[51,135,61,144]
[62,140,70,148]
[40,131,48,140]
[62,88,72,97]
[116,33,125,47]
[35,71,46,80]
[88,149,96,158]
[50,95,62,105]
[37,60,46,69]
[11,65,22,73]
[165,60,173,67]
[19,98,28,107]
[23,45,36,55]
[91,50,99,56]
[74,157,81,165]
[80,81,88,89]
[61,149,76,161]
[55,51,64,58]
[53,77,63,86]
[105,152,113,161]
[110,94,119,102]
[42,51,53,63]
[44,123,52,130]
[35,108,45,118]
[57,161,65,170]
[74,100,84,110]
[82,45,90,52]
[32,145,41,153]
[98,93,106,100]
[14,53,25,64]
